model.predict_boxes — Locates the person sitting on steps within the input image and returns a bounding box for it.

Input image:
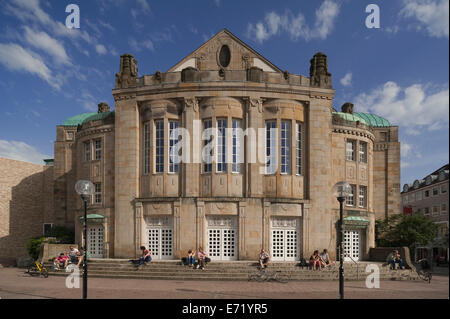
[258,249,270,270]
[197,247,207,270]
[309,250,323,271]
[320,249,335,268]
[188,249,196,267]
[137,246,152,269]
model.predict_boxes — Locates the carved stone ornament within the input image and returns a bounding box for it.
[249,98,263,113]
[309,52,332,89]
[97,102,110,113]
[207,216,234,227]
[154,70,162,82]
[242,54,252,69]
[271,217,297,228]
[184,97,199,112]
[115,54,138,89]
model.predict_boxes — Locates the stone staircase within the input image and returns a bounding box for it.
[44,259,419,281]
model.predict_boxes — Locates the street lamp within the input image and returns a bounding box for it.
[75,180,94,299]
[333,181,352,300]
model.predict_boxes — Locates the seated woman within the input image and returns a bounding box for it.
[309,250,323,271]
[137,246,152,268]
[187,249,196,267]
[197,247,207,270]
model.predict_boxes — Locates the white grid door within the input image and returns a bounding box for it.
[206,216,237,261]
[147,227,173,260]
[87,226,104,258]
[344,230,360,261]
[270,217,299,261]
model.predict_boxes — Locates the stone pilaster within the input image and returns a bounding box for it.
[302,203,311,258]
[263,200,271,250]
[196,200,205,250]
[173,200,181,256]
[182,97,200,197]
[114,96,140,258]
[238,201,247,259]
[246,98,264,197]
[134,202,145,258]
[102,216,109,258]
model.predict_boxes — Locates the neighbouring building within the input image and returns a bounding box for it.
[0,157,54,264]
[1,29,401,264]
[401,164,449,262]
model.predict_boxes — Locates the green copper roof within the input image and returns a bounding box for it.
[333,112,391,127]
[62,112,97,126]
[333,112,369,126]
[81,111,114,124]
[344,216,369,223]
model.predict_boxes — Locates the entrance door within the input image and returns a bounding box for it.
[206,216,237,261]
[270,217,299,261]
[87,225,104,258]
[344,230,360,261]
[146,216,173,260]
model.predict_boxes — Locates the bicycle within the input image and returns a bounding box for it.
[416,258,432,284]
[26,260,49,278]
[248,269,290,283]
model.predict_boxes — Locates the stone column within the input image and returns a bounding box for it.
[246,98,264,197]
[196,200,205,250]
[182,97,200,197]
[173,200,181,257]
[114,96,140,258]
[238,201,247,259]
[103,216,109,258]
[263,200,271,250]
[303,202,311,258]
[134,202,145,258]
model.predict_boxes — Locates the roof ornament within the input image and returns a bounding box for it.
[98,102,110,113]
[309,52,332,89]
[341,102,354,114]
[115,54,138,89]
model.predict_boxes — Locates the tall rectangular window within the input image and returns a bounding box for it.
[432,206,439,216]
[441,184,448,194]
[266,121,277,174]
[359,141,367,163]
[424,207,430,215]
[281,121,290,174]
[346,184,355,206]
[216,118,227,173]
[295,122,303,175]
[84,141,91,161]
[416,191,422,201]
[169,121,180,173]
[203,119,212,173]
[143,122,151,174]
[441,204,447,215]
[346,140,355,161]
[94,139,102,160]
[232,119,242,173]
[358,186,367,208]
[155,120,164,173]
[94,183,102,204]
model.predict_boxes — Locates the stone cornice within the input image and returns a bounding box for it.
[332,125,375,141]
[76,125,114,138]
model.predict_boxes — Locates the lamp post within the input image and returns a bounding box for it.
[333,181,352,300]
[75,180,94,299]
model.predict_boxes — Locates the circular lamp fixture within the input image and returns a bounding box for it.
[75,180,94,197]
[333,181,351,199]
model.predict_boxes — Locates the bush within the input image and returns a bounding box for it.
[26,237,56,260]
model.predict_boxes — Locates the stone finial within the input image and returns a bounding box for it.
[341,102,354,114]
[115,53,138,89]
[309,52,332,89]
[98,102,110,113]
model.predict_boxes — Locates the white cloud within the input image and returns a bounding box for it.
[0,139,50,165]
[0,43,60,89]
[23,26,71,65]
[340,72,352,87]
[400,0,449,38]
[353,81,449,134]
[95,44,107,55]
[129,38,154,52]
[247,0,340,43]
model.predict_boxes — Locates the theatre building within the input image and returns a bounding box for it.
[52,29,400,262]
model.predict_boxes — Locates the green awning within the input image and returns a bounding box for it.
[343,216,370,227]
[79,214,104,222]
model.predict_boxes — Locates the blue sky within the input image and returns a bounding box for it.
[0,0,448,185]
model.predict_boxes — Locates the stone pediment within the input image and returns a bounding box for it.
[168,29,282,73]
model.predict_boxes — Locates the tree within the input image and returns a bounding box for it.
[375,213,437,250]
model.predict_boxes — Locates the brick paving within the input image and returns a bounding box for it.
[0,267,447,299]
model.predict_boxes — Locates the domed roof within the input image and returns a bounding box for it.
[353,113,391,127]
[81,111,114,125]
[62,112,97,126]
[333,112,391,127]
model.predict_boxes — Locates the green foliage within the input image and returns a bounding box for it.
[26,237,56,260]
[44,225,75,244]
[26,226,75,260]
[375,213,438,250]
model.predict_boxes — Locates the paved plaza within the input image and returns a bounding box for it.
[0,267,447,299]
